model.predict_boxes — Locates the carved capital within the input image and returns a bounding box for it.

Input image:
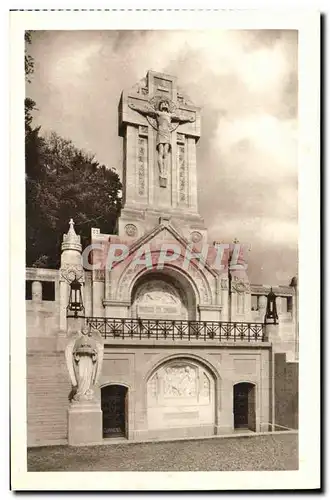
[60,264,84,283]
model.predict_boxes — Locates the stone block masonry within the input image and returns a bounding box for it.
[27,351,71,446]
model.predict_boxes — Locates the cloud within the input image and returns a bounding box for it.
[27,29,298,284]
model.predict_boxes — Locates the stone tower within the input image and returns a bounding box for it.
[117,70,206,242]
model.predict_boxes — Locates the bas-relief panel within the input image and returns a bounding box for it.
[134,280,187,319]
[164,366,197,398]
[147,362,212,405]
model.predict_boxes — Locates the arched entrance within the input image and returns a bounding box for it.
[233,382,256,431]
[131,269,196,320]
[101,385,128,439]
[147,358,216,437]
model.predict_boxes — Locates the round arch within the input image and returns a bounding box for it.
[233,381,257,432]
[144,352,220,385]
[101,383,129,439]
[130,267,197,320]
[145,354,217,437]
[115,250,213,306]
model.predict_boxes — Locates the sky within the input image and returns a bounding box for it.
[27,29,298,285]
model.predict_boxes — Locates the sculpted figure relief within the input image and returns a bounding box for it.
[163,365,196,397]
[65,327,104,402]
[129,97,195,187]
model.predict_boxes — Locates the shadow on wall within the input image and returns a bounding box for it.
[275,353,298,430]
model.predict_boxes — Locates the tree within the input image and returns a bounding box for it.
[26,131,122,268]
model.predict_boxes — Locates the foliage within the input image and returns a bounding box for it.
[25,31,34,83]
[26,131,122,268]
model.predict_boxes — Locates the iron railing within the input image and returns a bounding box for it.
[86,317,266,342]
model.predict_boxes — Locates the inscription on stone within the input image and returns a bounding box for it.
[137,137,147,196]
[178,143,187,203]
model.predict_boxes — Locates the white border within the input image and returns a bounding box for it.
[10,9,320,491]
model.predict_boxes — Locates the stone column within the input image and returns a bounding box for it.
[125,125,138,204]
[187,137,198,212]
[31,280,42,332]
[59,279,68,333]
[60,219,84,335]
[217,376,234,434]
[244,291,252,321]
[265,321,280,432]
[220,278,229,321]
[258,295,267,322]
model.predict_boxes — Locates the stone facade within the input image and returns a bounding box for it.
[26,71,298,446]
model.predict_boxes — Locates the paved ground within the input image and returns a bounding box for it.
[28,433,298,471]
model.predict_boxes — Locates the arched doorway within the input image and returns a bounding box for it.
[131,269,196,320]
[101,385,128,439]
[147,358,216,437]
[233,382,256,431]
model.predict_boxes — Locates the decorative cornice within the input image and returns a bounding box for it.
[197,305,222,312]
[102,300,131,308]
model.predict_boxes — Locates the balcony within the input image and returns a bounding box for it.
[86,317,267,343]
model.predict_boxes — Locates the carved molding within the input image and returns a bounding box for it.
[231,276,250,293]
[139,125,148,137]
[197,304,222,312]
[132,76,148,96]
[93,269,105,282]
[60,263,84,283]
[102,299,131,308]
[190,231,202,243]
[115,251,212,305]
[125,224,138,237]
[221,278,229,290]
[177,132,185,144]
[137,137,147,197]
[178,142,187,204]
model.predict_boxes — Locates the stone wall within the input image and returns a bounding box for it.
[98,346,271,441]
[26,343,271,446]
[27,350,71,446]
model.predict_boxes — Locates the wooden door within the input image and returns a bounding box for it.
[247,384,256,431]
[101,385,127,438]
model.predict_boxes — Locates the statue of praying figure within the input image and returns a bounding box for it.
[129,98,195,188]
[65,326,104,403]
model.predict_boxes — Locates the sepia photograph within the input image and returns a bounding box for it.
[10,9,320,491]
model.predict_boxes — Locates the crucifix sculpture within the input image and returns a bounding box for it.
[128,96,195,188]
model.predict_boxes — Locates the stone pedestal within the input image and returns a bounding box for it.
[68,402,103,446]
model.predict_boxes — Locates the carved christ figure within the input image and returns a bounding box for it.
[129,98,195,187]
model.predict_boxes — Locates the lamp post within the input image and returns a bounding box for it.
[264,287,279,432]
[66,276,85,319]
[264,287,278,325]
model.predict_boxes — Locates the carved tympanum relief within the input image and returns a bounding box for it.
[147,362,212,405]
[133,280,187,319]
